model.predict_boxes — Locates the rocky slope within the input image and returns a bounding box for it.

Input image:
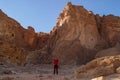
[0,2,120,66]
[74,55,120,79]
[50,2,120,65]
[0,9,50,65]
[50,2,101,65]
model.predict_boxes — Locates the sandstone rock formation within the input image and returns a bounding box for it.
[0,9,50,65]
[0,9,37,50]
[95,47,120,58]
[50,2,120,65]
[26,45,52,64]
[116,67,120,74]
[0,40,26,65]
[74,55,120,79]
[0,2,120,66]
[36,32,50,50]
[50,2,100,64]
[99,15,120,47]
[92,76,106,80]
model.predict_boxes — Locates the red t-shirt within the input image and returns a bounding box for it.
[54,59,58,65]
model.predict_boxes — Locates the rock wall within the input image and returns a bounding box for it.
[50,2,102,64]
[0,9,50,65]
[0,40,26,65]
[50,2,120,65]
[101,15,120,46]
[0,2,120,65]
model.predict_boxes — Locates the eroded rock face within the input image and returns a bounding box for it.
[55,2,101,49]
[0,40,26,65]
[101,15,120,46]
[0,10,37,50]
[36,32,50,50]
[1,2,120,65]
[74,55,120,78]
[50,2,104,64]
[95,47,120,58]
[50,2,120,65]
[26,45,52,64]
[0,9,50,65]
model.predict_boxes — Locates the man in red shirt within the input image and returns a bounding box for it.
[53,58,59,75]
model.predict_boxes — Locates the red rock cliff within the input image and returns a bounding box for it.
[0,2,120,65]
[0,9,50,65]
[50,2,120,64]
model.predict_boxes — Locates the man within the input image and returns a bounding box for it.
[53,58,59,75]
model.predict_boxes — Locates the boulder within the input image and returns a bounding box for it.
[74,55,120,78]
[116,67,120,74]
[92,76,106,80]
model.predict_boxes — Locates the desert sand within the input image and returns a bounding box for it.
[1,64,120,80]
[0,64,76,80]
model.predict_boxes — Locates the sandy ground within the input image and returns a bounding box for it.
[1,64,120,80]
[0,64,77,80]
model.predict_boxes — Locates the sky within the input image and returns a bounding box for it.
[0,0,120,33]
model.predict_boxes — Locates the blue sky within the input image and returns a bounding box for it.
[0,0,120,33]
